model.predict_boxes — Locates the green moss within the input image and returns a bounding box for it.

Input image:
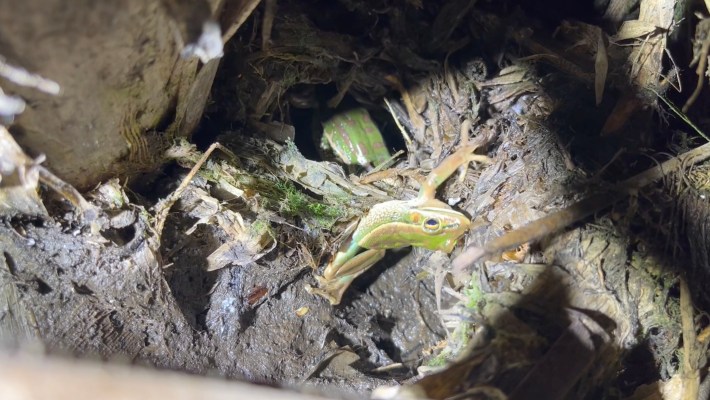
[463,279,484,310]
[250,218,275,241]
[276,180,345,228]
[426,348,453,368]
[251,218,270,234]
[166,139,349,230]
[453,321,472,349]
[425,276,485,367]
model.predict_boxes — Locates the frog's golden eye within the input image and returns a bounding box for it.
[422,217,441,233]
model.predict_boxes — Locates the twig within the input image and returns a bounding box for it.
[261,0,277,50]
[384,98,413,147]
[680,277,700,400]
[0,55,60,95]
[682,19,710,113]
[654,89,710,142]
[221,0,263,44]
[38,166,99,222]
[153,142,222,236]
[451,141,710,278]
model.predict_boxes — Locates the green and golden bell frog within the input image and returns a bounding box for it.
[306,145,490,305]
[321,108,391,167]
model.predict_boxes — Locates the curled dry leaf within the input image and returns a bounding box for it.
[0,126,46,216]
[206,213,276,271]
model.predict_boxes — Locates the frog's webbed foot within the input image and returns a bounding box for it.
[420,145,492,199]
[457,145,493,165]
[465,152,492,165]
[305,277,353,306]
[305,249,385,305]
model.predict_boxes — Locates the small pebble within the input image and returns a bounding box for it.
[447,197,462,206]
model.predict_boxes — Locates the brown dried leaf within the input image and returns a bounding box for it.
[206,216,276,271]
[0,126,46,216]
[594,30,609,105]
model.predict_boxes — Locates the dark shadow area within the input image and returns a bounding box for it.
[100,223,136,247]
[399,264,620,398]
[337,248,412,308]
[161,212,221,331]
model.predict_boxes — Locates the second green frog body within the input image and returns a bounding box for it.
[321,108,391,168]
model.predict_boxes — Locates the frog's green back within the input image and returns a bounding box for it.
[321,108,391,167]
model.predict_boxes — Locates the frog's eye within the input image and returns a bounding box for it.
[422,217,441,233]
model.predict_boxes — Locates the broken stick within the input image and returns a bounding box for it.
[452,142,710,278]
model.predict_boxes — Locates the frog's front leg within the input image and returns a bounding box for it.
[419,145,491,200]
[306,248,386,305]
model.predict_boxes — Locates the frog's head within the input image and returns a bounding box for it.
[356,199,471,252]
[403,206,471,252]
